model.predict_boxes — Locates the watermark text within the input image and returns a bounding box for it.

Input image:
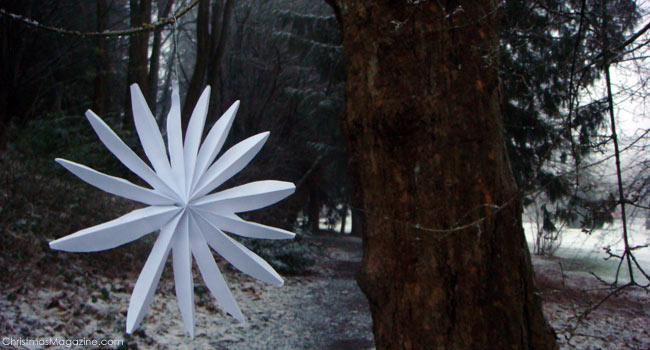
[2,336,124,348]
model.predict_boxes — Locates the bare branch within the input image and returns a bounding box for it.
[0,0,199,38]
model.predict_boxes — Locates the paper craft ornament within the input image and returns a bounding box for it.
[50,82,295,337]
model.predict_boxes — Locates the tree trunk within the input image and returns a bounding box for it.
[93,0,109,116]
[147,0,174,109]
[350,207,363,237]
[327,1,557,349]
[182,0,210,129]
[308,190,321,235]
[158,53,175,123]
[125,0,152,126]
[0,80,8,153]
[0,7,14,152]
[183,0,233,130]
[206,0,233,123]
[339,205,347,235]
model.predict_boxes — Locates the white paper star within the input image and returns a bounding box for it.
[50,83,295,336]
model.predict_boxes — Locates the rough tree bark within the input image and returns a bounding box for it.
[326,1,557,349]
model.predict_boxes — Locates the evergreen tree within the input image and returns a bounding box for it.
[500,0,638,229]
[274,4,349,233]
[213,0,349,233]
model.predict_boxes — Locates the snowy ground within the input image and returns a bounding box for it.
[1,223,649,349]
[533,256,650,349]
[523,218,650,285]
[524,218,650,349]
[0,234,373,350]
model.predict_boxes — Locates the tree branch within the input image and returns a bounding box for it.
[0,0,199,38]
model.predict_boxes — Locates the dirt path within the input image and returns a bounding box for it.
[220,233,374,350]
[299,233,374,349]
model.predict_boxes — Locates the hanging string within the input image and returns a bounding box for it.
[0,1,200,37]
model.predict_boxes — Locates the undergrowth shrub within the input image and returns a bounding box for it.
[242,229,318,275]
[0,114,147,284]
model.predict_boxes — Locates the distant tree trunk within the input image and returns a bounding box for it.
[0,80,8,153]
[206,0,233,122]
[124,0,152,125]
[327,1,557,349]
[147,0,173,108]
[158,53,175,120]
[350,207,362,237]
[0,2,36,152]
[182,0,210,129]
[339,205,347,235]
[307,190,321,235]
[350,149,365,238]
[183,0,232,130]
[304,165,323,234]
[93,0,109,116]
[0,8,13,152]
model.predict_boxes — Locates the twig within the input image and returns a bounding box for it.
[566,283,632,340]
[604,46,635,284]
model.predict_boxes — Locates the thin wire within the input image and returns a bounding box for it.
[0,1,200,38]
